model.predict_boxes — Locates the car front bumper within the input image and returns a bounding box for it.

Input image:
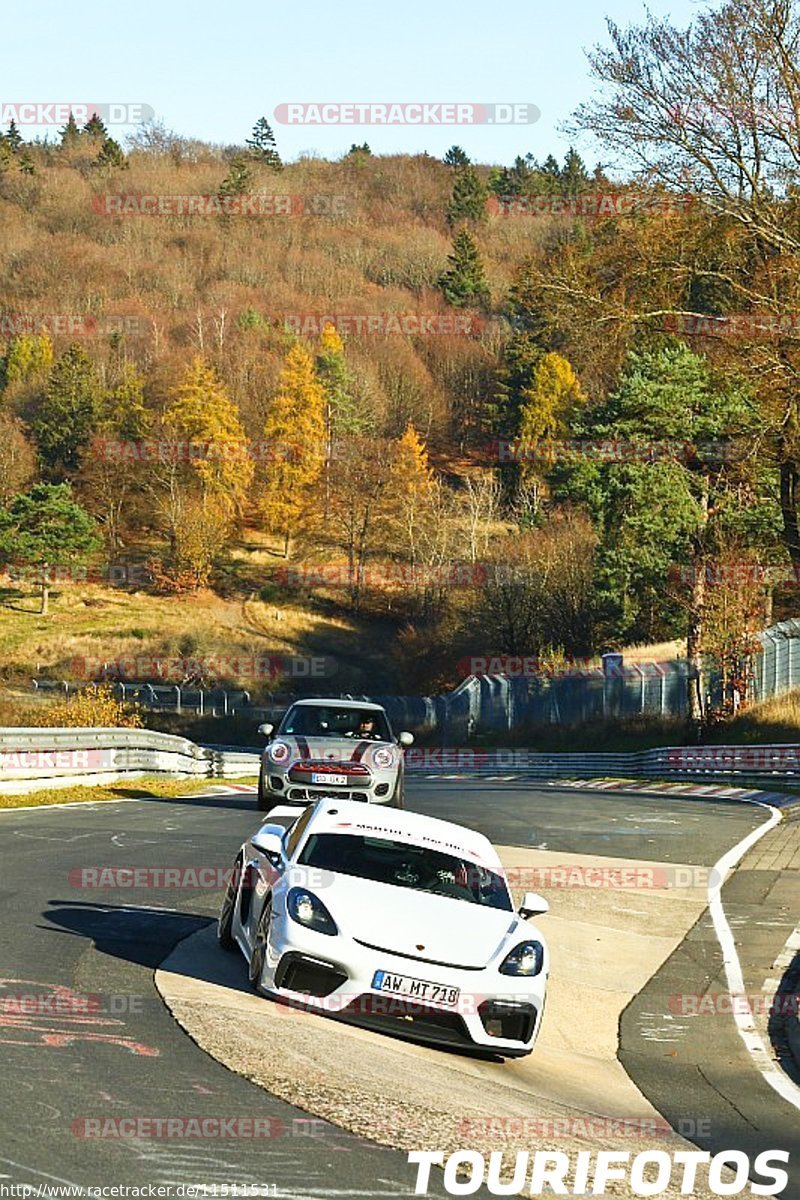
[259,909,547,1055]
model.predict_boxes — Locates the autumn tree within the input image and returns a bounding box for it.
[572,0,800,567]
[79,364,151,552]
[261,343,326,557]
[156,358,253,586]
[0,412,36,504]
[0,332,53,391]
[515,352,587,486]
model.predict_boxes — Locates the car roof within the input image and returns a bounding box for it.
[306,798,503,873]
[287,698,386,712]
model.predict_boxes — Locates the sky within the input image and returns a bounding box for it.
[4,0,707,167]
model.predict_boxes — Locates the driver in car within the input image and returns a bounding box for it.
[346,714,382,741]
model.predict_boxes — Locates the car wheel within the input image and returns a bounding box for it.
[257,768,276,812]
[248,897,272,990]
[217,857,241,951]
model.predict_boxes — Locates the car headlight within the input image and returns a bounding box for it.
[287,888,338,936]
[373,746,395,769]
[499,940,544,977]
[268,741,290,764]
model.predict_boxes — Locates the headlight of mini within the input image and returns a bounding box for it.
[373,746,395,769]
[268,741,290,764]
[499,940,544,977]
[287,888,338,936]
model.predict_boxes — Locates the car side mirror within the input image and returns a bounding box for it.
[258,723,274,738]
[518,892,549,919]
[251,826,285,866]
[398,731,414,747]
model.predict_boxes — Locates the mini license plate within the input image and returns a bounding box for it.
[311,772,347,785]
[372,970,460,1007]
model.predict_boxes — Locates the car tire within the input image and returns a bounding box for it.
[389,778,405,809]
[217,858,241,951]
[248,897,272,990]
[257,768,276,813]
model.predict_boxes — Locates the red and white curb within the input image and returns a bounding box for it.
[552,777,792,806]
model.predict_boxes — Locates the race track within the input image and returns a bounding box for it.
[0,780,797,1198]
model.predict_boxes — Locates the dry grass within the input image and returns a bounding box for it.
[0,775,236,810]
[720,690,800,744]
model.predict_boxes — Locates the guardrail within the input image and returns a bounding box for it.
[402,744,800,779]
[0,727,259,792]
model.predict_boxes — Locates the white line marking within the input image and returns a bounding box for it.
[0,1156,86,1191]
[708,800,800,1110]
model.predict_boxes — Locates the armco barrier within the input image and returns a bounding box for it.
[2,729,800,794]
[0,727,259,792]
[403,744,800,779]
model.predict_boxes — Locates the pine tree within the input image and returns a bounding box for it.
[96,137,127,169]
[261,343,326,557]
[83,113,109,140]
[561,147,590,195]
[60,112,81,149]
[444,146,470,167]
[219,156,253,197]
[446,165,487,225]
[246,117,282,169]
[5,120,22,151]
[18,152,35,175]
[0,137,12,172]
[317,322,361,437]
[32,344,101,475]
[437,229,490,309]
[346,142,371,157]
[0,483,101,614]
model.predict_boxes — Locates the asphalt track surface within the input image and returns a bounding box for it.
[0,780,796,1197]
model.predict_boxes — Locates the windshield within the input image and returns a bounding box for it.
[280,705,392,742]
[297,833,512,910]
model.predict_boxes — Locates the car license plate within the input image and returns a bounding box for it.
[372,970,460,1007]
[312,772,347,785]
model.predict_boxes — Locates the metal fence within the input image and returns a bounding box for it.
[754,619,800,702]
[22,619,800,737]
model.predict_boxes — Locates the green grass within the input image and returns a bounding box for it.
[0,774,257,810]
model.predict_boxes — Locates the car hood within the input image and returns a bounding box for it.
[290,869,521,969]
[274,736,396,768]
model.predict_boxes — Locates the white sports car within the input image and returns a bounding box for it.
[218,797,549,1057]
[256,698,413,813]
